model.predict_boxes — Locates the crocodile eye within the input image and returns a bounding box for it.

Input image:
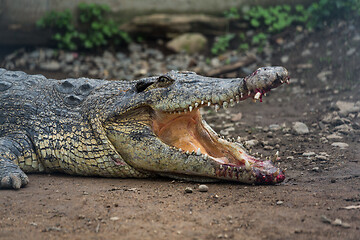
[158,76,170,83]
[155,76,175,87]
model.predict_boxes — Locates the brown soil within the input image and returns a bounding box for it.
[1,20,360,239]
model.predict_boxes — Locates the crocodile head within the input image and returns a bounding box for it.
[104,67,289,184]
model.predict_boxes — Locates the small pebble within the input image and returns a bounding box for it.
[276,200,284,205]
[185,187,193,193]
[264,145,274,150]
[332,218,351,228]
[312,167,320,172]
[292,122,309,134]
[198,184,209,192]
[303,152,316,157]
[331,142,349,149]
[110,217,120,221]
[321,215,332,224]
[316,155,328,161]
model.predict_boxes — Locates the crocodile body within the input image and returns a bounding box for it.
[0,67,289,189]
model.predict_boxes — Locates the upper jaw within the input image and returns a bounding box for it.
[152,66,290,113]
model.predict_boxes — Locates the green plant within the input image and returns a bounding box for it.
[306,0,360,29]
[211,34,235,55]
[244,5,308,34]
[237,4,309,52]
[36,10,78,50]
[37,3,131,50]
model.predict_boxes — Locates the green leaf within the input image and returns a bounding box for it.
[250,18,260,28]
[84,40,93,48]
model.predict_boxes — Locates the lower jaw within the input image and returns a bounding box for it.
[152,109,283,181]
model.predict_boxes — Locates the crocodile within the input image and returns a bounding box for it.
[0,67,289,189]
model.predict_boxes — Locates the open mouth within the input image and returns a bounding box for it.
[105,67,289,184]
[152,103,285,184]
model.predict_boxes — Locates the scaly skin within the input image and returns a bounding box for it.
[0,67,289,189]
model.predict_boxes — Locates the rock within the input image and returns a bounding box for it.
[64,53,75,63]
[166,33,207,54]
[317,70,332,82]
[292,122,309,134]
[303,152,316,157]
[321,112,338,124]
[335,101,360,116]
[269,124,281,131]
[332,218,351,228]
[321,215,332,224]
[198,184,209,192]
[245,139,259,148]
[39,61,61,71]
[211,58,221,68]
[116,52,127,60]
[276,200,284,205]
[312,167,320,172]
[334,124,353,134]
[280,55,289,63]
[331,142,349,149]
[264,145,274,150]
[326,133,343,140]
[128,43,142,53]
[29,50,40,59]
[346,48,356,56]
[320,137,328,143]
[110,216,120,221]
[316,155,328,161]
[145,48,164,61]
[301,49,311,57]
[185,187,193,193]
[353,34,360,41]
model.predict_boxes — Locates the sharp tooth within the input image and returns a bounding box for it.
[186,151,189,154]
[219,165,223,170]
[223,101,228,109]
[240,93,243,98]
[236,95,240,103]
[237,136,241,142]
[214,104,220,112]
[254,92,261,100]
[229,99,235,107]
[184,109,188,113]
[208,102,211,106]
[194,103,199,108]
[201,100,204,105]
[280,80,284,83]
[179,148,182,152]
[196,148,201,155]
[203,154,208,159]
[248,91,251,95]
[264,93,267,96]
[244,159,251,171]
[272,151,279,162]
[189,106,193,112]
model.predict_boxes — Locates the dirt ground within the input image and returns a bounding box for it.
[1,19,360,240]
